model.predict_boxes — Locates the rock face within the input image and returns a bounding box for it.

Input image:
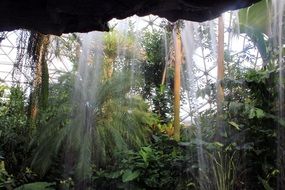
[0,0,260,35]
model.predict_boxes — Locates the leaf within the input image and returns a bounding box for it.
[206,142,224,150]
[139,146,153,163]
[14,182,55,190]
[213,142,224,148]
[178,142,191,147]
[271,169,280,176]
[248,107,265,119]
[265,114,285,127]
[240,24,268,63]
[238,0,270,63]
[228,121,240,131]
[104,171,121,179]
[122,170,140,182]
[249,108,255,119]
[186,182,196,187]
[278,119,285,127]
[255,108,265,118]
[258,176,274,190]
[238,0,270,35]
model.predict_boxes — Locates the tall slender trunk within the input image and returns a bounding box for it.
[29,33,50,129]
[161,62,167,86]
[173,25,182,141]
[216,16,225,141]
[217,16,225,113]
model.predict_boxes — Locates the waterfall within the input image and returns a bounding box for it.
[63,8,285,188]
[181,20,216,190]
[66,17,148,188]
[67,31,104,189]
[272,0,285,189]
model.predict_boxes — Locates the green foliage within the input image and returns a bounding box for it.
[104,30,138,62]
[2,12,284,190]
[122,170,140,183]
[209,151,237,190]
[0,87,43,189]
[142,30,166,69]
[30,73,74,178]
[80,72,155,164]
[198,63,281,189]
[0,85,7,97]
[29,28,161,186]
[0,161,12,189]
[93,134,196,190]
[14,182,55,190]
[103,30,141,80]
[30,70,156,183]
[53,34,80,67]
[141,29,173,123]
[0,86,30,177]
[238,0,270,35]
[238,0,271,63]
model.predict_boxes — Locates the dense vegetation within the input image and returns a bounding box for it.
[0,1,284,189]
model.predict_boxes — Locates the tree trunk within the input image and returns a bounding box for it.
[29,32,50,129]
[217,16,225,113]
[173,25,182,141]
[216,16,225,141]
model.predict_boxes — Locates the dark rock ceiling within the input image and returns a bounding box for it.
[0,0,261,35]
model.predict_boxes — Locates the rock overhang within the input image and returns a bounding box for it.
[0,0,261,35]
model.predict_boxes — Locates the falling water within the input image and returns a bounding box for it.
[272,0,285,189]
[160,29,168,86]
[209,20,218,58]
[67,31,104,188]
[66,17,147,188]
[111,17,141,91]
[181,21,210,190]
[115,17,129,60]
[57,8,285,189]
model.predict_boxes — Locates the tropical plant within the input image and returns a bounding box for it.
[238,0,271,64]
[0,86,30,178]
[30,28,157,187]
[197,63,282,189]
[14,182,55,190]
[141,29,174,123]
[93,134,197,190]
[209,151,237,190]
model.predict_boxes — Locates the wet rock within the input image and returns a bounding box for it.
[0,0,260,35]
